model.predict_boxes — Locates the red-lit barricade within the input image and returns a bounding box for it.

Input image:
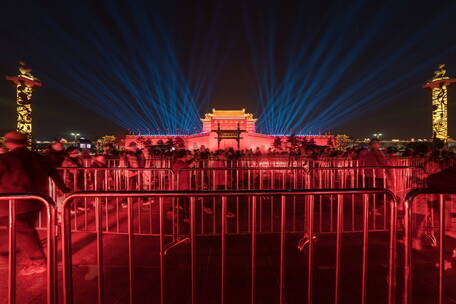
[308,166,425,195]
[0,194,57,304]
[78,158,172,168]
[403,190,456,304]
[179,167,310,191]
[180,165,423,254]
[61,189,398,304]
[50,167,174,197]
[179,166,424,194]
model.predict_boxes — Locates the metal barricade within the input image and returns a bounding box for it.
[308,166,425,196]
[61,189,398,304]
[403,189,456,304]
[50,168,174,200]
[179,166,424,194]
[179,167,311,191]
[0,193,57,304]
[59,168,175,191]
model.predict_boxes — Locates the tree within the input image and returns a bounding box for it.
[165,137,175,148]
[287,134,298,149]
[273,137,282,151]
[307,138,316,146]
[174,137,185,148]
[327,136,333,147]
[96,135,117,151]
[334,135,351,150]
[299,137,308,149]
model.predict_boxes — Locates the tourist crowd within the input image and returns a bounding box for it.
[1,137,455,170]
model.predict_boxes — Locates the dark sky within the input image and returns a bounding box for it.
[0,0,455,140]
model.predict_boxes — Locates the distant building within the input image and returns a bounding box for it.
[77,138,92,150]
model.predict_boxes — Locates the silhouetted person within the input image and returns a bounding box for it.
[43,141,65,168]
[62,147,84,191]
[0,131,68,275]
[121,142,145,169]
[358,139,389,188]
[102,143,119,167]
[171,151,195,221]
[426,165,456,192]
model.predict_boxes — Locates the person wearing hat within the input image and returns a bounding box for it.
[0,131,68,275]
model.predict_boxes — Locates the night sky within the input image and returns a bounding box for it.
[0,0,455,140]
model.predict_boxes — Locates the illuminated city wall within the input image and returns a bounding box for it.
[126,109,333,151]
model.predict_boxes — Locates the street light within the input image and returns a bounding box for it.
[70,132,80,143]
[372,133,383,139]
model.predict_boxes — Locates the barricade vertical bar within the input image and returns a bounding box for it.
[190,196,196,304]
[270,196,274,232]
[116,196,120,233]
[8,199,16,304]
[439,194,444,304]
[224,170,228,190]
[127,197,135,304]
[335,194,343,304]
[388,191,397,304]
[259,170,263,190]
[330,191,334,232]
[373,171,377,229]
[200,198,204,234]
[47,204,57,304]
[319,194,323,233]
[95,197,105,304]
[171,197,176,241]
[105,197,109,233]
[221,196,227,304]
[383,169,387,229]
[351,193,355,231]
[403,193,412,304]
[236,197,240,234]
[251,196,257,304]
[212,197,216,235]
[149,197,153,234]
[279,195,286,304]
[62,199,74,304]
[259,195,263,233]
[138,191,142,234]
[176,197,181,237]
[248,196,251,233]
[293,195,296,232]
[84,171,88,230]
[361,194,369,304]
[159,196,165,304]
[308,195,314,304]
